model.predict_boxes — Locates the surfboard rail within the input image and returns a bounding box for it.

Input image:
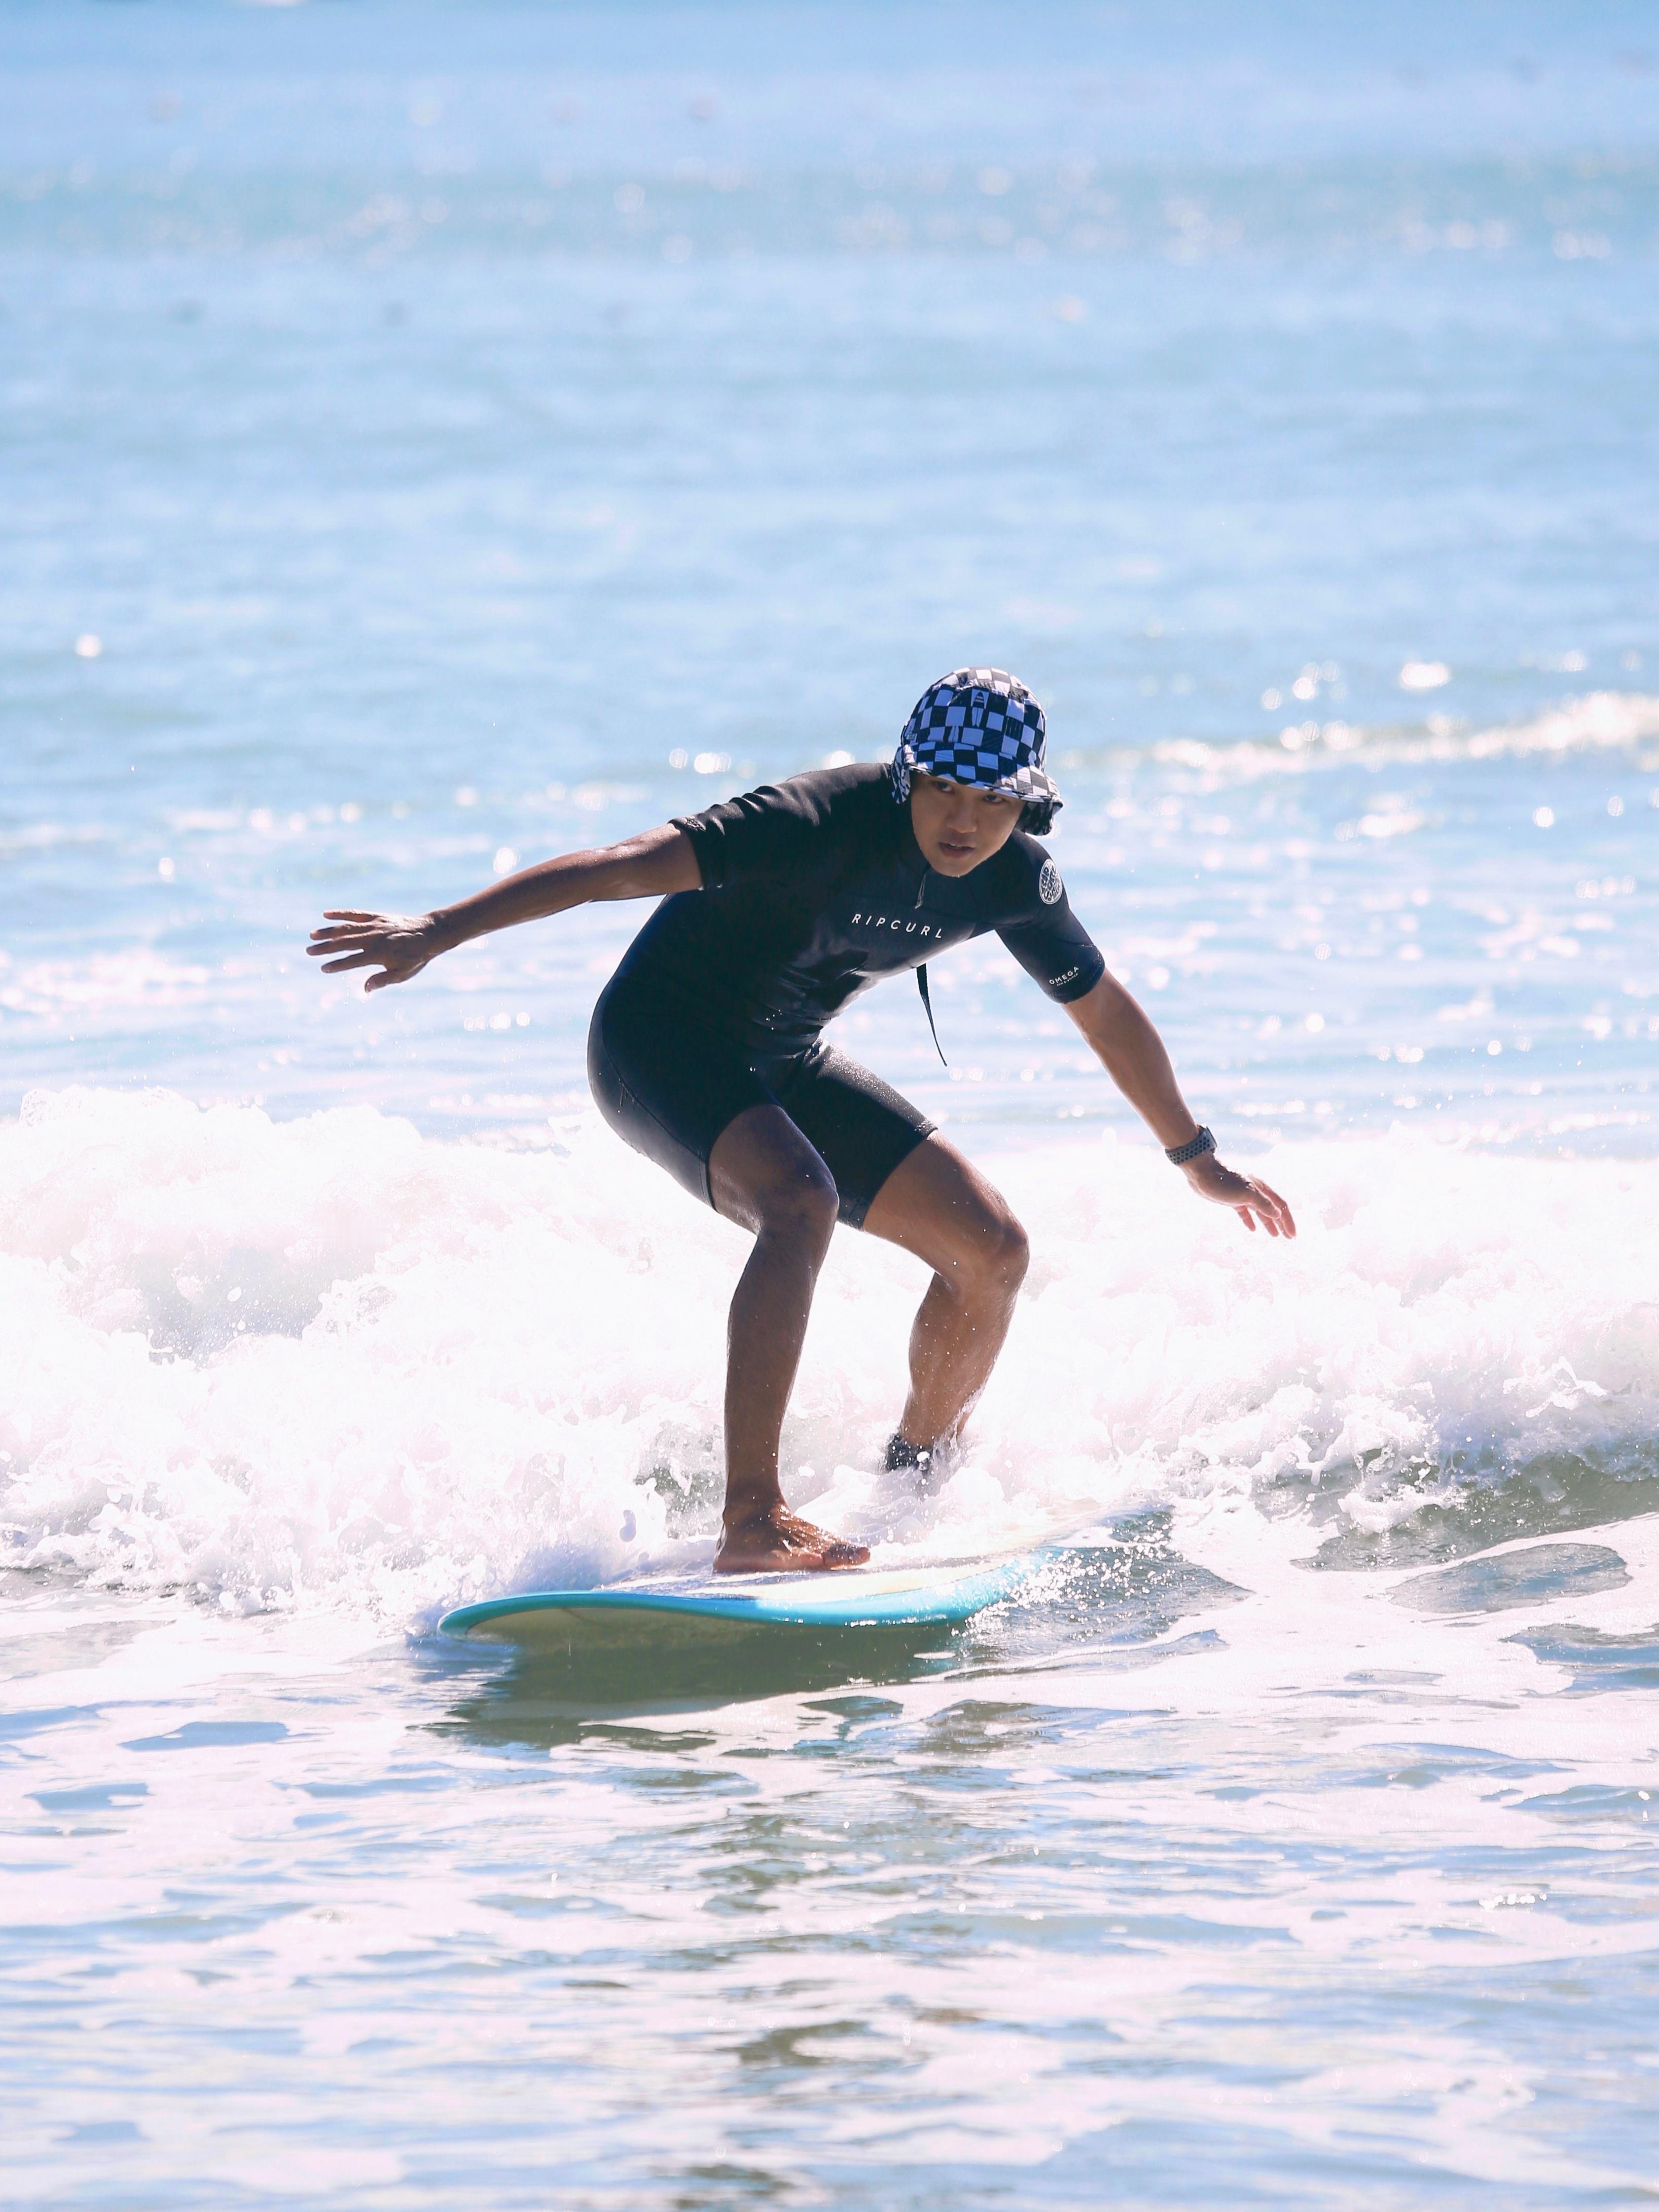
[437,1555,1039,1642]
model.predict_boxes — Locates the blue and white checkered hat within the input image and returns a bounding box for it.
[891,668,1061,817]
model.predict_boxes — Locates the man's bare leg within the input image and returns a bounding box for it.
[861,1134,1030,1454]
[708,1104,870,1573]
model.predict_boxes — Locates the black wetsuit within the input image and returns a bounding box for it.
[587,764,1105,1225]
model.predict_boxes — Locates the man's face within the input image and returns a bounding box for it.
[908,772,1024,876]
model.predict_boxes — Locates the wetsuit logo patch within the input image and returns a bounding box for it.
[1038,859,1063,905]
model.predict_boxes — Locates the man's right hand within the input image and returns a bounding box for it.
[306,911,442,992]
[306,825,699,993]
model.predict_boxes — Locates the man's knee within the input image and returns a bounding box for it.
[759,1159,840,1250]
[988,1210,1031,1294]
[962,1206,1028,1298]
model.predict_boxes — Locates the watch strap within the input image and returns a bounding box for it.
[1165,1125,1216,1166]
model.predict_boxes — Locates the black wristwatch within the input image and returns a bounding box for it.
[1165,1126,1216,1166]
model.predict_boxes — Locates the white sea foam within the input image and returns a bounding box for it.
[0,949,216,1018]
[1147,687,1659,781]
[2,1087,1654,1624]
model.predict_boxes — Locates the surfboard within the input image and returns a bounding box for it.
[437,1552,1040,1651]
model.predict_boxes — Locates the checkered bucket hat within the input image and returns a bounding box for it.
[891,668,1062,828]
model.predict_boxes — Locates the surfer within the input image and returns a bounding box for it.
[309,669,1295,1573]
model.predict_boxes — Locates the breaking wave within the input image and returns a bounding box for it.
[1138,688,1659,783]
[1,1087,1654,1623]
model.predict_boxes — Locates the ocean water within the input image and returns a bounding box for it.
[3,3,1659,2205]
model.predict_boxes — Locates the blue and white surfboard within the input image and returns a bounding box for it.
[438,1552,1039,1649]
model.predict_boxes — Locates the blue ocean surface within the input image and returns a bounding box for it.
[2,3,1658,2206]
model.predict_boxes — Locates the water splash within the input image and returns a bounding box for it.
[3,1088,1653,1623]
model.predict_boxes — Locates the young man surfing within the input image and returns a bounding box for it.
[309,669,1295,1574]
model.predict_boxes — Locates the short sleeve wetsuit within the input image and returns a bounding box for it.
[587,764,1106,1225]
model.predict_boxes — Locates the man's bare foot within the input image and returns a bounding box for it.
[714,1504,869,1575]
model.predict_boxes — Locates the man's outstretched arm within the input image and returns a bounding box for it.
[306,823,699,992]
[1065,972,1297,1239]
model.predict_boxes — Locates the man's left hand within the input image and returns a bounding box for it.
[1183,1152,1297,1238]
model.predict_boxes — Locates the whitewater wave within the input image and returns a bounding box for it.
[1139,688,1659,782]
[1,1087,1654,1624]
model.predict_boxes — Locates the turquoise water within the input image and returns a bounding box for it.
[3,3,1659,2204]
